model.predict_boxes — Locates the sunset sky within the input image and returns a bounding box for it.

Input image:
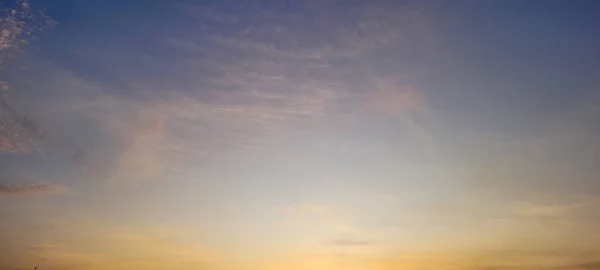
[1,0,600,269]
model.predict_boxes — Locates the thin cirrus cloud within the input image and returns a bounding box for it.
[25,0,438,188]
[0,183,69,196]
[0,97,44,153]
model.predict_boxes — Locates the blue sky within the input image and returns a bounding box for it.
[1,0,600,269]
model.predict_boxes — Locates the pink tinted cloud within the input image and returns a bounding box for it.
[363,77,426,117]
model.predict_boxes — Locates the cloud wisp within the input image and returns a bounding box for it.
[38,0,438,188]
[0,183,68,196]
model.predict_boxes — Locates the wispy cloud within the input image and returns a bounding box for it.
[97,8,435,184]
[0,0,437,191]
[0,0,54,154]
[108,107,167,187]
[0,183,68,196]
[0,98,45,153]
[363,77,426,116]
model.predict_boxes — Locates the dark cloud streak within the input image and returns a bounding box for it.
[0,183,67,195]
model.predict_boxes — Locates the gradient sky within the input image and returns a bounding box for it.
[1,0,600,269]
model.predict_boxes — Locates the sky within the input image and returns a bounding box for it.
[1,0,600,269]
